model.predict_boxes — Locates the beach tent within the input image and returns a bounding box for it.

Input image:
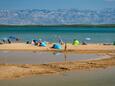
[33,40,38,43]
[52,43,62,49]
[39,42,47,47]
[73,39,80,46]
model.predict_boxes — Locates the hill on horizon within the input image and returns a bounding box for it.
[0,8,115,25]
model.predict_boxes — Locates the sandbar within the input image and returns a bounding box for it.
[0,43,115,80]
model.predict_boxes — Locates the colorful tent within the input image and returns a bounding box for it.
[52,43,62,49]
[73,39,80,46]
[39,42,47,47]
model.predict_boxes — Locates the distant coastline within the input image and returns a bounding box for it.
[0,24,115,28]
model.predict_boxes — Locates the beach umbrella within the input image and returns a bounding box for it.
[52,43,62,49]
[73,39,80,46]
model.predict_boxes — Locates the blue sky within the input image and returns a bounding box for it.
[0,0,115,10]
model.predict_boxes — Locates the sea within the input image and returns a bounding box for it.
[0,26,115,43]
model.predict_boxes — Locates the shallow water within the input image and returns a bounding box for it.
[0,26,115,43]
[0,67,115,86]
[0,51,107,64]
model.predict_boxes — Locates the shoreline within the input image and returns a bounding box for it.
[0,43,115,80]
[0,24,115,28]
[0,43,115,53]
[0,54,115,80]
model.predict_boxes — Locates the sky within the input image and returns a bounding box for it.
[0,0,115,10]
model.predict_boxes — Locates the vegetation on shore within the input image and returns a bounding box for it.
[0,24,115,28]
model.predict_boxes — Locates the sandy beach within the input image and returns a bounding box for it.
[0,43,115,80]
[0,43,115,53]
[0,53,115,80]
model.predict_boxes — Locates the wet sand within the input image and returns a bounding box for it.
[0,43,115,80]
[0,53,115,80]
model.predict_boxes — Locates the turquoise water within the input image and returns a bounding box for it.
[0,26,115,43]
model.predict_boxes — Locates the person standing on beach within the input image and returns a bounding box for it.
[58,35,64,45]
[65,42,67,51]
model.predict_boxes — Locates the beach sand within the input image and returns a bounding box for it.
[0,43,115,80]
[0,54,115,80]
[0,43,115,53]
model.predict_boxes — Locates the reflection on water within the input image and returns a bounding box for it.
[0,51,114,86]
[0,67,115,86]
[0,51,108,64]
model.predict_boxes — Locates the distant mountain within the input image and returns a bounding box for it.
[0,8,115,25]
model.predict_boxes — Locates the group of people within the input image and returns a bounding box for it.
[28,38,64,46]
[26,38,64,49]
[27,38,82,50]
[31,39,45,46]
[0,36,20,44]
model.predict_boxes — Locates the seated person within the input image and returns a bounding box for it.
[59,39,64,45]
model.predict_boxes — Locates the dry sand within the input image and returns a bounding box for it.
[0,43,115,53]
[0,43,115,80]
